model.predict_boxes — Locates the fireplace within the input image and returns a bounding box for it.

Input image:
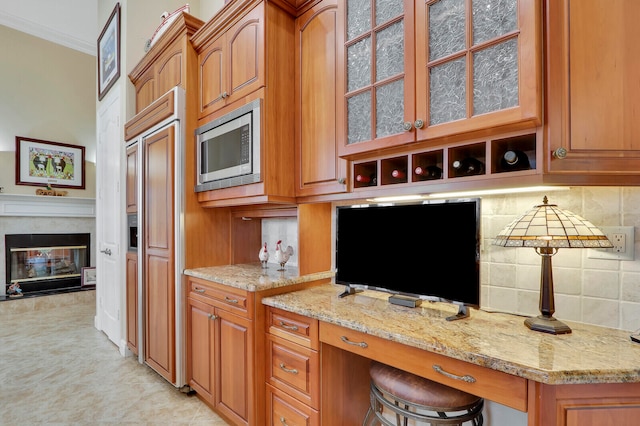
[5,233,91,294]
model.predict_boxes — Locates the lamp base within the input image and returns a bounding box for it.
[525,315,572,335]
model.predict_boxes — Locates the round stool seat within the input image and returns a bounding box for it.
[364,361,484,426]
[370,361,482,411]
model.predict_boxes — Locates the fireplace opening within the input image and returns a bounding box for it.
[5,233,91,294]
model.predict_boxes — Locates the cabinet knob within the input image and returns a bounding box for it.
[402,121,413,131]
[553,147,568,159]
[338,177,346,185]
[221,91,229,99]
[207,313,218,320]
[414,119,425,129]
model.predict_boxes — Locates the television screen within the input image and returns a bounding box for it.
[335,199,480,308]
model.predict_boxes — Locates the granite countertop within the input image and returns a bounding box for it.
[183,263,335,292]
[262,284,640,385]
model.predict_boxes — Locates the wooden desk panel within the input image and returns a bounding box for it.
[320,321,528,412]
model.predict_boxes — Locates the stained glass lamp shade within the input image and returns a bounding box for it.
[493,196,613,334]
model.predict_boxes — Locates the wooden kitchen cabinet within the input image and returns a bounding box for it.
[187,276,255,425]
[128,12,204,113]
[531,382,640,426]
[125,251,138,355]
[265,307,320,424]
[125,144,138,213]
[294,0,348,197]
[144,124,176,384]
[544,0,640,185]
[196,2,265,120]
[337,0,542,158]
[185,272,330,425]
[192,0,297,207]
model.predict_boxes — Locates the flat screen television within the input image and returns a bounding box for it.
[335,198,480,319]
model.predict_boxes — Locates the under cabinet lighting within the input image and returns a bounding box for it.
[427,186,570,199]
[367,187,569,203]
[366,195,427,203]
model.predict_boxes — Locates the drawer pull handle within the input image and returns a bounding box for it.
[432,364,476,383]
[280,417,288,425]
[279,321,298,331]
[279,363,298,375]
[225,296,239,304]
[340,336,368,348]
[193,288,205,293]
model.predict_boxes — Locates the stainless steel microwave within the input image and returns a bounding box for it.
[194,99,261,192]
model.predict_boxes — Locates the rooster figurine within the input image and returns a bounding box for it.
[274,240,294,271]
[258,242,269,268]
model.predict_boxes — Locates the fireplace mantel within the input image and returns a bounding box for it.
[0,194,96,217]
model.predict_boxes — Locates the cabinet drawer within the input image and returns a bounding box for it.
[319,321,527,412]
[267,334,319,410]
[267,384,319,426]
[188,277,252,318]
[268,307,319,350]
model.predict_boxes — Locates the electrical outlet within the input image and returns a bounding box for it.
[587,226,635,261]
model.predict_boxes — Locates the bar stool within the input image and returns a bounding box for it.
[363,361,484,426]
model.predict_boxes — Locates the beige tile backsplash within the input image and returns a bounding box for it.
[481,186,640,331]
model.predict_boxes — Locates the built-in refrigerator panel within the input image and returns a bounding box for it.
[124,86,187,389]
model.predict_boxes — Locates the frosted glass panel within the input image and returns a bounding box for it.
[348,0,371,40]
[376,79,404,138]
[348,37,372,92]
[473,0,517,45]
[376,21,404,82]
[376,0,403,25]
[348,92,372,144]
[429,57,466,125]
[473,38,519,115]
[429,0,465,61]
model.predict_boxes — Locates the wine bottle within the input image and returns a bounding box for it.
[414,165,442,180]
[391,169,406,179]
[356,173,377,186]
[452,157,485,176]
[501,150,530,171]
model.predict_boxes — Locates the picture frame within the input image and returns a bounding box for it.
[97,3,121,100]
[15,136,86,189]
[81,267,97,288]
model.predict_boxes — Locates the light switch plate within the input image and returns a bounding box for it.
[587,226,635,261]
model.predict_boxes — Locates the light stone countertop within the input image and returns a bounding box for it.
[183,263,335,292]
[262,283,640,385]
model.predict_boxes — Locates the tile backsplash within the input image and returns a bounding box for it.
[481,186,640,331]
[261,217,299,267]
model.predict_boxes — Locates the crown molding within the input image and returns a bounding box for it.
[0,11,95,56]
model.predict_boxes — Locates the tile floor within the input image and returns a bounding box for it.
[0,290,229,425]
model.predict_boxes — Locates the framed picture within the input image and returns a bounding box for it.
[81,267,97,288]
[15,137,86,189]
[97,3,121,100]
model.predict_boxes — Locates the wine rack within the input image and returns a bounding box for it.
[380,156,408,185]
[491,133,536,173]
[351,129,538,191]
[353,161,377,188]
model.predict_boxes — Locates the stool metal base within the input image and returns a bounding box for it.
[363,381,484,426]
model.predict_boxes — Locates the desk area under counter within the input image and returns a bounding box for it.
[262,284,640,426]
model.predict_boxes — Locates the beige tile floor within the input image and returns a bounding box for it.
[0,290,229,425]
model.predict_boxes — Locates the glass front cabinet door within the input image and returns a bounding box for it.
[338,0,542,157]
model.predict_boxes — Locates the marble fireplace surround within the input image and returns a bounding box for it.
[0,194,96,297]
